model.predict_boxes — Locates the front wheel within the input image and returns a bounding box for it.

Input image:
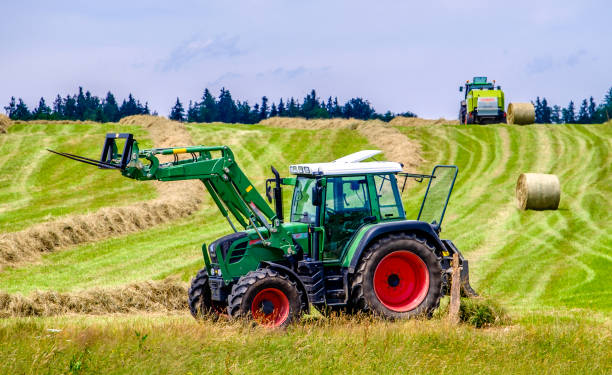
[350,234,442,319]
[188,268,227,319]
[227,268,303,328]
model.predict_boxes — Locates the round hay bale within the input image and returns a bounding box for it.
[516,173,560,210]
[507,102,535,125]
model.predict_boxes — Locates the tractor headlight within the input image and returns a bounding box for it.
[298,166,304,173]
[290,165,298,173]
[303,166,310,174]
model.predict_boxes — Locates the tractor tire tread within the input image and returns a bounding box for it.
[350,233,442,319]
[227,268,303,326]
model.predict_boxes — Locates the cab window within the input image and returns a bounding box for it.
[290,177,317,224]
[374,174,404,219]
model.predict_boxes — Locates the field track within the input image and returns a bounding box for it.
[397,123,612,312]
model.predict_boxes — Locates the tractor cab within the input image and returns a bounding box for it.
[289,151,404,261]
[460,76,498,98]
[288,151,457,262]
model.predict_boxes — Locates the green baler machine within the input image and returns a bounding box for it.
[459,76,507,124]
[49,133,477,327]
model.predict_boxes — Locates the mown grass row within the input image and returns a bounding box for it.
[397,123,612,313]
[0,123,156,232]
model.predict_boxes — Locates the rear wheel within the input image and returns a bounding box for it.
[188,268,227,319]
[350,234,442,319]
[228,268,303,328]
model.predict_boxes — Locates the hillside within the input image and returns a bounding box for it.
[0,117,611,374]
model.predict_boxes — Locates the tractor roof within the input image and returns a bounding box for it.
[289,150,403,176]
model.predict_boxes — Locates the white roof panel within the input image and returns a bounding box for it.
[333,150,381,163]
[289,150,402,176]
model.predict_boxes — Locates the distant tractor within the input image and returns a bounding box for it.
[50,134,477,327]
[459,76,507,124]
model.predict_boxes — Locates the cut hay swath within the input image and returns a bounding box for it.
[507,103,535,125]
[0,278,187,317]
[0,114,11,134]
[259,117,423,171]
[516,173,560,210]
[0,115,204,269]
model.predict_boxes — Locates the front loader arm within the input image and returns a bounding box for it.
[48,134,277,232]
[124,144,277,230]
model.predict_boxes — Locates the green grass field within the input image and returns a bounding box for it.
[397,124,612,313]
[0,122,156,232]
[1,119,611,374]
[0,122,375,293]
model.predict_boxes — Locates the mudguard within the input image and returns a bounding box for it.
[259,261,310,313]
[344,220,446,273]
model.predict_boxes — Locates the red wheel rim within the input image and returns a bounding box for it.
[251,288,290,327]
[373,251,429,312]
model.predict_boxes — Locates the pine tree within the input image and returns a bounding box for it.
[343,98,375,120]
[82,90,100,120]
[200,89,217,122]
[187,100,199,122]
[217,88,237,123]
[13,99,31,120]
[120,94,140,118]
[76,87,86,120]
[577,99,589,123]
[102,92,119,122]
[33,97,52,120]
[551,105,561,124]
[259,96,269,121]
[326,97,333,114]
[63,95,78,120]
[301,89,319,119]
[562,101,576,124]
[251,103,260,123]
[4,97,16,119]
[269,103,278,117]
[534,97,543,123]
[236,101,252,123]
[599,87,612,122]
[587,97,597,123]
[541,98,552,124]
[332,97,342,117]
[52,95,64,119]
[277,98,285,116]
[169,97,185,122]
[287,98,297,117]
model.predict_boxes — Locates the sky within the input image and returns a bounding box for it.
[1,0,610,119]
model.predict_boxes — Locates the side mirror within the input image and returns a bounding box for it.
[312,184,322,206]
[459,87,463,92]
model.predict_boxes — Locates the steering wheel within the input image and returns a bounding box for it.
[325,207,336,216]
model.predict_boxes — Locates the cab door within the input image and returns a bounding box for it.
[322,176,372,261]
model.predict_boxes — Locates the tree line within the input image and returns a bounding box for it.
[169,88,416,123]
[3,87,151,122]
[532,86,612,124]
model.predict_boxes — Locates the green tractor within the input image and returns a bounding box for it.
[459,76,507,124]
[50,133,476,327]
